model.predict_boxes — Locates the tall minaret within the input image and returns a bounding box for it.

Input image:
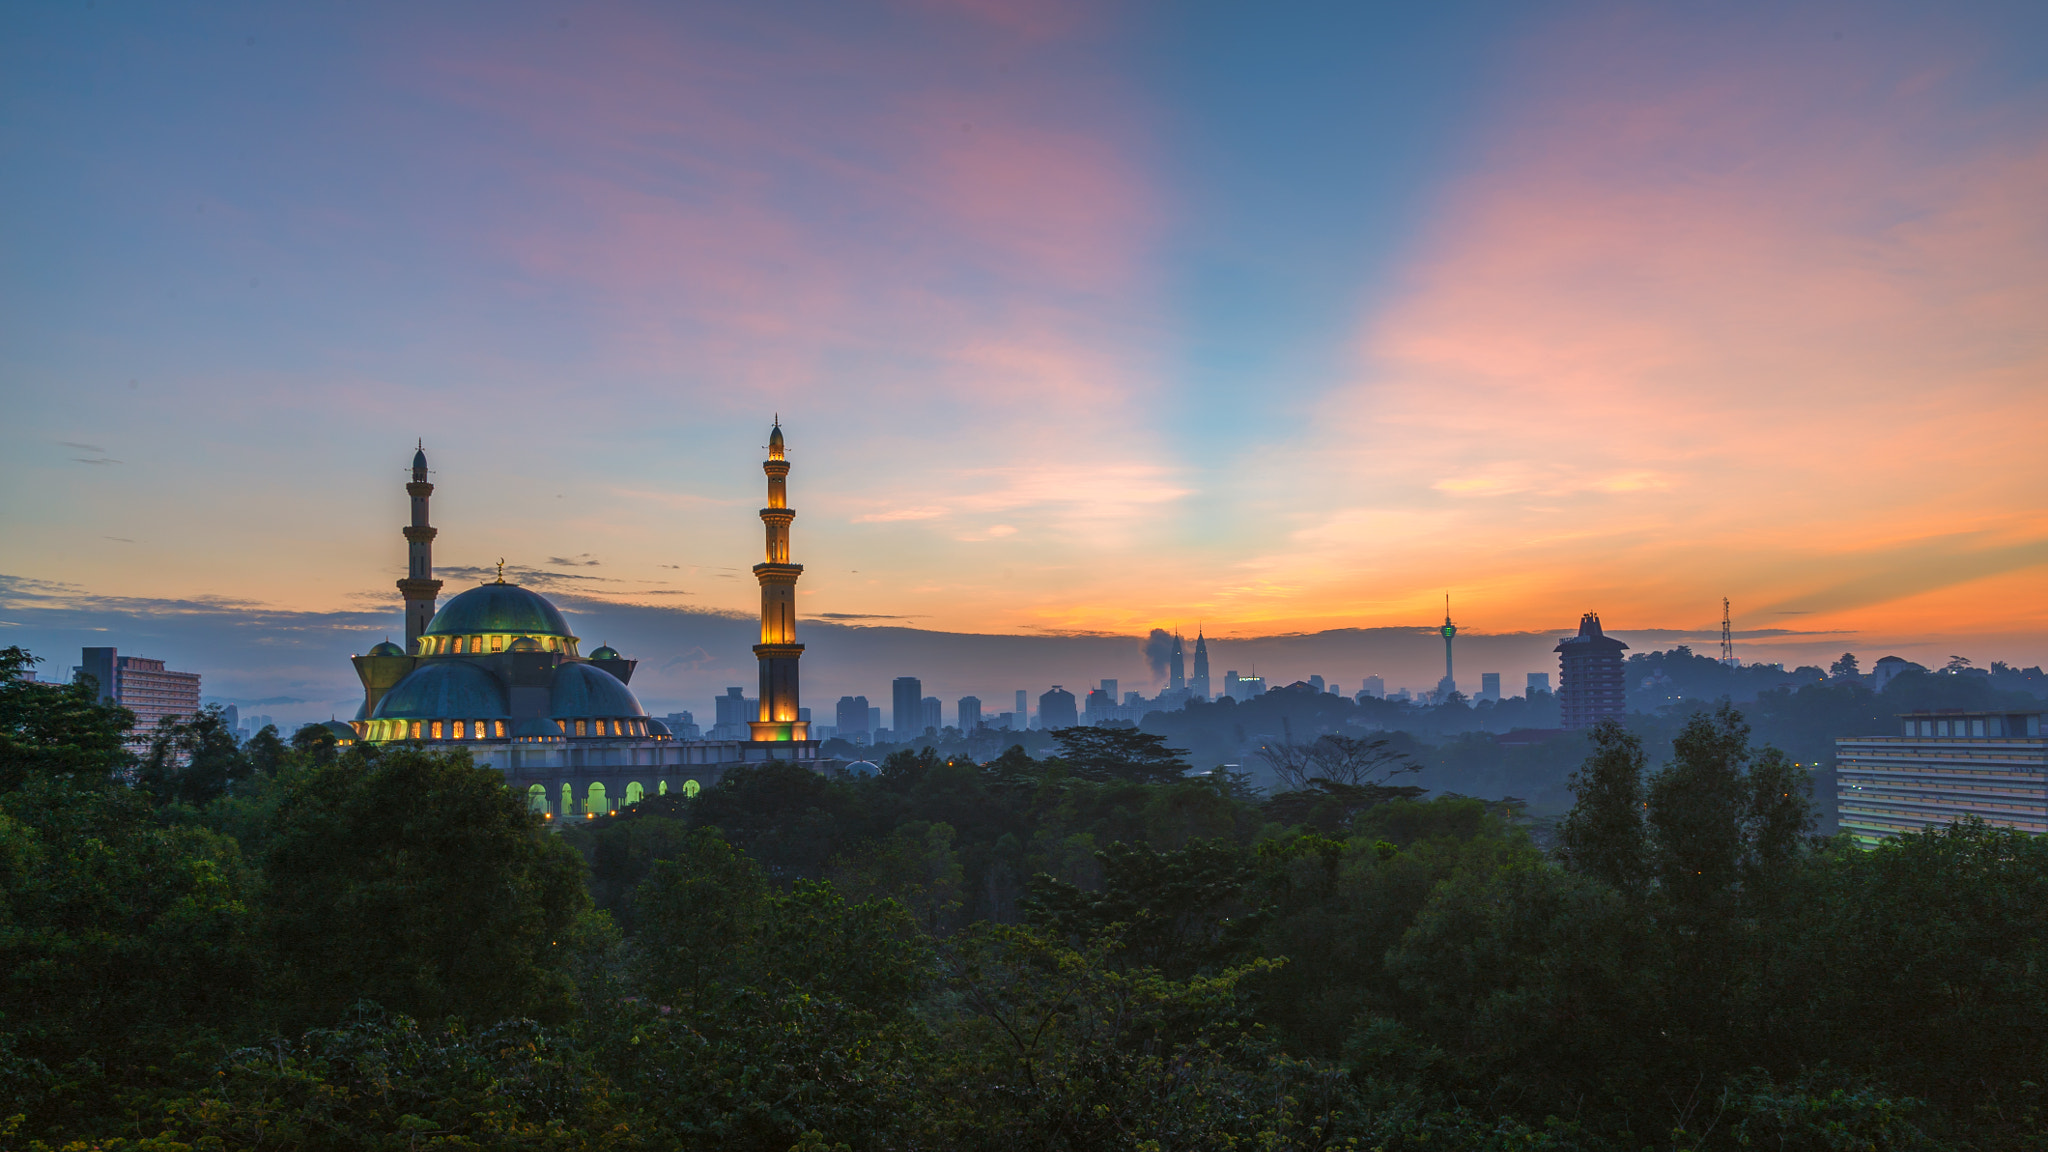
[398,442,443,654]
[750,419,808,741]
[1191,629,1211,701]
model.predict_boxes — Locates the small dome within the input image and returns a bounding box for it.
[514,717,565,739]
[844,760,880,778]
[412,444,429,472]
[549,662,647,720]
[372,661,511,720]
[321,719,357,744]
[589,645,621,661]
[647,718,673,739]
[367,640,407,658]
[507,636,543,652]
[425,584,575,640]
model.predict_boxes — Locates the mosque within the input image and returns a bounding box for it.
[348,421,824,817]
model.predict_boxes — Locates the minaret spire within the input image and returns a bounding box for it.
[398,442,443,654]
[750,418,807,741]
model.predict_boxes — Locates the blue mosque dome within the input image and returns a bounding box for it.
[371,661,511,720]
[549,662,646,719]
[424,583,575,640]
[366,640,406,657]
[589,644,621,661]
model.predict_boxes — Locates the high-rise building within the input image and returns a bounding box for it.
[958,696,982,731]
[1359,675,1385,700]
[893,677,922,738]
[1170,635,1185,691]
[1480,673,1501,703]
[1237,675,1266,700]
[1015,690,1027,725]
[1837,710,2046,845]
[1223,670,1241,700]
[713,687,755,740]
[868,706,882,734]
[77,647,202,745]
[664,711,702,739]
[1308,674,1325,693]
[1039,685,1078,730]
[1437,595,1458,700]
[1190,630,1210,701]
[750,420,808,741]
[1101,678,1118,701]
[920,696,941,735]
[1527,672,1551,696]
[1556,613,1628,729]
[1085,686,1113,722]
[222,703,239,735]
[836,695,871,738]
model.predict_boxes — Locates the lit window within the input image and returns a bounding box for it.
[495,720,506,738]
[410,721,422,740]
[431,721,444,740]
[575,720,586,737]
[491,635,504,652]
[454,720,466,740]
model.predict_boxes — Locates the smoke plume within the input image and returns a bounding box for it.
[1142,628,1175,680]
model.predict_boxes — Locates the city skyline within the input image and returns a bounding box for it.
[7,2,2048,694]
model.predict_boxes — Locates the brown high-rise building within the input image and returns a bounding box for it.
[1555,613,1628,729]
[78,647,201,745]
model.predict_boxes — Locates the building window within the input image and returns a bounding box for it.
[494,720,506,738]
[410,721,422,740]
[491,635,504,652]
[575,720,586,737]
[454,720,466,740]
[431,721,444,740]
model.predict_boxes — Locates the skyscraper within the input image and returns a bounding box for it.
[1480,672,1501,703]
[920,696,941,735]
[1039,685,1078,729]
[1527,672,1551,696]
[1085,685,1112,721]
[958,696,981,731]
[1170,634,1185,691]
[713,687,753,740]
[1015,690,1027,724]
[893,677,922,738]
[836,695,871,738]
[1556,613,1628,729]
[750,420,808,741]
[1190,630,1211,700]
[1359,675,1384,699]
[78,647,201,746]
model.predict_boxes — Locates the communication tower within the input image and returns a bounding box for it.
[1720,597,1737,667]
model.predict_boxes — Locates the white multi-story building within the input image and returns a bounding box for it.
[1836,710,2047,846]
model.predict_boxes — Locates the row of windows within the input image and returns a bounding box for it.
[362,717,649,742]
[417,634,581,657]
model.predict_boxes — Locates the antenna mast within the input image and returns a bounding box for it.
[1720,597,1736,667]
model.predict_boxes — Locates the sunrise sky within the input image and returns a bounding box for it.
[5,0,2047,709]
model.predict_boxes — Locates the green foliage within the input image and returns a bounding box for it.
[1556,718,1648,895]
[136,704,253,807]
[260,746,595,1029]
[1022,839,1259,977]
[1044,725,1192,784]
[0,646,134,791]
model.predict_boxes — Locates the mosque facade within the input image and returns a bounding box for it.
[348,424,825,818]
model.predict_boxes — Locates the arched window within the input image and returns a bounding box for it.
[527,784,548,814]
[453,720,466,740]
[682,779,701,798]
[561,781,573,814]
[586,781,607,816]
[431,721,444,740]
[624,781,645,805]
[658,780,668,795]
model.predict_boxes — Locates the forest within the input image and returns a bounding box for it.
[2,641,2043,1151]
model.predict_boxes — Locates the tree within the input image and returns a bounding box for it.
[1021,839,1258,977]
[1829,651,1861,678]
[259,746,594,1028]
[1258,732,1418,793]
[1556,719,1648,896]
[0,645,134,791]
[136,703,251,806]
[1046,726,1191,784]
[290,720,342,764]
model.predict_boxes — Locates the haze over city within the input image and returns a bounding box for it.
[6,0,2048,715]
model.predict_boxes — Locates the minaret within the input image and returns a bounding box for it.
[398,442,443,654]
[1191,629,1211,701]
[1438,594,1458,698]
[750,419,808,741]
[1169,633,1186,691]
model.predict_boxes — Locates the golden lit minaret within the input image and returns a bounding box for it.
[398,441,443,654]
[749,419,808,741]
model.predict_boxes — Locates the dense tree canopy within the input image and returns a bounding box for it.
[1,640,2042,1150]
